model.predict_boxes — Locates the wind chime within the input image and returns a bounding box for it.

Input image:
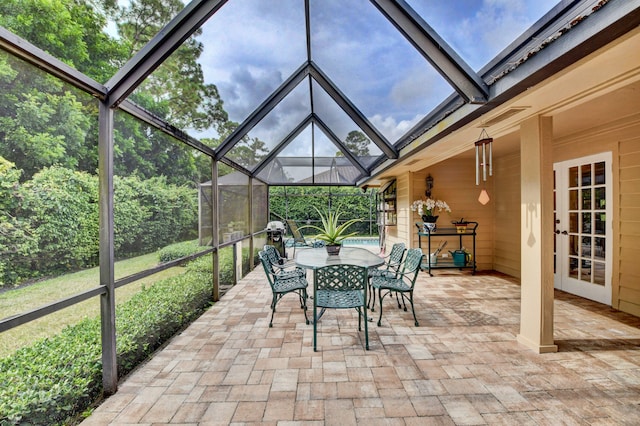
[475,129,492,205]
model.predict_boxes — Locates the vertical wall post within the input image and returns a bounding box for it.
[98,102,117,394]
[518,115,558,353]
[211,159,220,302]
[248,177,254,270]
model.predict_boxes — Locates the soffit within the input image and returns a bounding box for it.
[369,25,640,180]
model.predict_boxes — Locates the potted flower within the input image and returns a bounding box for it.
[410,197,452,223]
[452,218,470,233]
[300,206,362,255]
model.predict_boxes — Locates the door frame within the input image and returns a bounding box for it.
[553,152,613,305]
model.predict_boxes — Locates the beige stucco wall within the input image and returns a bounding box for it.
[493,152,521,277]
[390,158,495,271]
[552,115,640,316]
[387,113,640,317]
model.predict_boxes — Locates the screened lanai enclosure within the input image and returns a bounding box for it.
[1,0,636,418]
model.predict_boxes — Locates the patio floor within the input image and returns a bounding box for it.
[81,264,640,425]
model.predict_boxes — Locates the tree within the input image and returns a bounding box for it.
[337,130,371,157]
[0,0,124,179]
[0,0,230,186]
[116,0,228,132]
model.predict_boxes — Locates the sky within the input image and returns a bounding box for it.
[189,0,560,153]
[104,0,561,162]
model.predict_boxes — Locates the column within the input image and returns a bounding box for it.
[518,115,558,353]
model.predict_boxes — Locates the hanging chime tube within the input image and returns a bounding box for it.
[475,144,479,185]
[482,142,487,181]
[489,140,493,176]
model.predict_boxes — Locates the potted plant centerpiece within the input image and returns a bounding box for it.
[301,206,362,255]
[411,197,451,232]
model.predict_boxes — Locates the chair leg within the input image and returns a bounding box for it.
[377,288,385,327]
[369,282,376,311]
[363,305,369,350]
[313,300,318,352]
[269,294,278,327]
[300,289,309,325]
[409,291,419,326]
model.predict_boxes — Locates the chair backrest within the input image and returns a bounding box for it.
[315,264,367,293]
[387,242,406,268]
[258,250,277,289]
[400,248,424,288]
[263,244,282,266]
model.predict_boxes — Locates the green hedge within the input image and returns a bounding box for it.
[0,160,198,288]
[158,241,251,288]
[0,258,213,425]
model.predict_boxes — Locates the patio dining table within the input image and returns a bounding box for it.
[296,247,384,324]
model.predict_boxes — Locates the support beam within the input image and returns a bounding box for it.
[212,160,220,303]
[313,115,368,176]
[252,114,313,177]
[310,62,397,159]
[517,115,557,354]
[370,0,488,103]
[98,102,118,394]
[105,0,228,107]
[216,63,310,159]
[0,27,106,99]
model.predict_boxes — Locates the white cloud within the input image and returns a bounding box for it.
[193,0,560,146]
[369,113,423,142]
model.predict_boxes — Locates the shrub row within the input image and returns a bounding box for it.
[0,256,213,425]
[0,158,198,288]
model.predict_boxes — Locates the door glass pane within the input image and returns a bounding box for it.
[569,257,579,279]
[595,187,606,210]
[582,213,591,233]
[569,189,578,210]
[594,262,605,285]
[594,162,605,185]
[595,213,606,235]
[582,236,592,258]
[569,213,579,233]
[594,237,605,260]
[580,260,592,282]
[581,164,591,186]
[569,166,578,187]
[581,188,591,210]
[569,235,579,256]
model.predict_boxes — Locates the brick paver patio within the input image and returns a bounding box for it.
[81,264,640,425]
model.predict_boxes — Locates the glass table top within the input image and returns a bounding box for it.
[295,247,384,269]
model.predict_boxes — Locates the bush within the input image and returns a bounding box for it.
[0,258,213,425]
[0,163,198,289]
[158,239,206,263]
[114,175,198,259]
[21,166,99,276]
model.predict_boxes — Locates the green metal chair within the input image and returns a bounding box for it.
[313,264,369,351]
[258,250,309,327]
[367,242,406,310]
[263,244,305,279]
[371,248,424,327]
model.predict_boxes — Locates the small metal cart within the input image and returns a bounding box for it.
[416,221,478,276]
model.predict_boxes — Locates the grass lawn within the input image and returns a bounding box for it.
[0,252,186,359]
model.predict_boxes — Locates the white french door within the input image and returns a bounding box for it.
[554,153,612,305]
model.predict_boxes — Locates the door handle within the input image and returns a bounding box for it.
[555,230,560,234]
[561,230,568,235]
